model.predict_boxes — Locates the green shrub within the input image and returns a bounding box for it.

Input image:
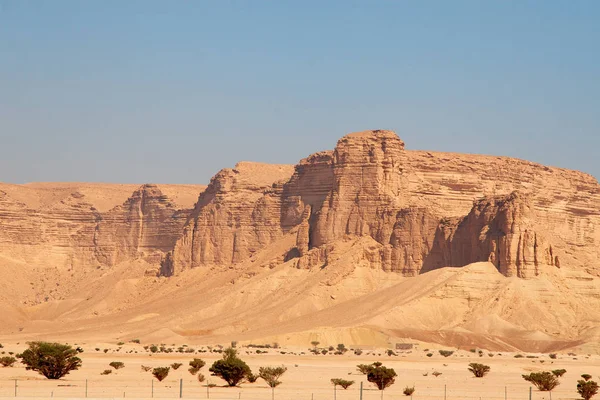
[403,386,416,396]
[0,357,17,367]
[152,367,170,382]
[171,363,182,370]
[109,361,124,370]
[468,363,490,378]
[149,345,158,353]
[101,369,112,375]
[522,372,560,391]
[439,350,454,357]
[549,353,557,359]
[17,342,82,379]
[188,358,205,375]
[426,353,433,357]
[432,371,442,377]
[131,339,141,344]
[552,369,567,377]
[141,365,151,372]
[197,373,205,383]
[259,366,287,388]
[209,348,251,387]
[577,380,599,400]
[247,373,259,383]
[331,378,354,389]
[356,362,396,390]
[583,375,593,382]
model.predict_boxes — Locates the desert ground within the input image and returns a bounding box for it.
[0,341,598,400]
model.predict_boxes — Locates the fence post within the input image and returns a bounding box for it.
[180,378,183,398]
[334,384,337,400]
[504,386,507,400]
[359,382,363,400]
[444,384,447,400]
[152,379,154,398]
[86,379,88,397]
[207,381,210,399]
[529,387,532,400]
[14,379,17,397]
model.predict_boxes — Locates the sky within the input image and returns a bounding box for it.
[1,1,599,184]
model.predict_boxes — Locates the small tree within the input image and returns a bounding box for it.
[171,363,183,370]
[577,380,599,400]
[259,366,287,388]
[336,344,347,353]
[109,361,125,370]
[17,342,82,379]
[522,372,560,391]
[403,386,416,396]
[247,372,259,383]
[152,367,170,382]
[311,341,320,349]
[358,362,397,390]
[209,348,251,387]
[331,378,354,389]
[468,363,490,378]
[552,369,567,377]
[439,350,454,357]
[0,357,17,367]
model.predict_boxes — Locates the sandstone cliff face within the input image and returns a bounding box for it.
[165,130,600,279]
[0,183,200,272]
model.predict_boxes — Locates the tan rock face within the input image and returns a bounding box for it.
[166,129,600,279]
[0,183,200,272]
[2,130,599,284]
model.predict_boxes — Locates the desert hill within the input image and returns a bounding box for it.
[1,130,600,352]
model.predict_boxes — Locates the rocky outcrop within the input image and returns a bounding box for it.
[165,129,600,278]
[2,129,599,282]
[426,192,555,278]
[0,183,199,271]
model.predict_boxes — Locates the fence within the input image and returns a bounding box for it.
[0,379,578,400]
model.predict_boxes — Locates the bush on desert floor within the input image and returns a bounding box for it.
[468,363,490,378]
[522,372,560,391]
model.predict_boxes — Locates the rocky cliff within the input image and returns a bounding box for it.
[166,130,600,279]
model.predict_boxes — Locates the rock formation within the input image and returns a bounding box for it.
[165,129,600,279]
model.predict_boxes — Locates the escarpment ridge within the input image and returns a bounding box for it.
[1,130,600,351]
[166,130,600,279]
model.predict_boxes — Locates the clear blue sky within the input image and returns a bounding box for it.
[1,1,599,184]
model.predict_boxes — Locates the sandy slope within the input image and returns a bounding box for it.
[2,232,599,353]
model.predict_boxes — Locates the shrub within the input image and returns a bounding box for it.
[152,367,170,382]
[188,358,205,375]
[354,349,363,355]
[357,362,396,390]
[403,386,416,396]
[259,366,287,388]
[387,350,396,356]
[171,363,182,370]
[331,378,354,389]
[514,354,524,358]
[17,342,82,379]
[426,353,433,357]
[117,342,125,346]
[101,369,112,375]
[468,363,491,378]
[247,373,259,383]
[103,349,109,353]
[522,372,560,391]
[141,365,152,372]
[109,362,124,370]
[131,339,141,344]
[321,349,328,355]
[311,341,320,349]
[149,345,158,353]
[432,371,442,377]
[583,375,593,382]
[197,373,205,383]
[0,357,17,367]
[209,348,251,387]
[552,369,567,377]
[336,344,347,353]
[439,350,454,357]
[549,353,557,359]
[577,380,599,400]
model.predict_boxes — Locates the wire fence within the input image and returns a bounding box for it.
[0,379,580,400]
